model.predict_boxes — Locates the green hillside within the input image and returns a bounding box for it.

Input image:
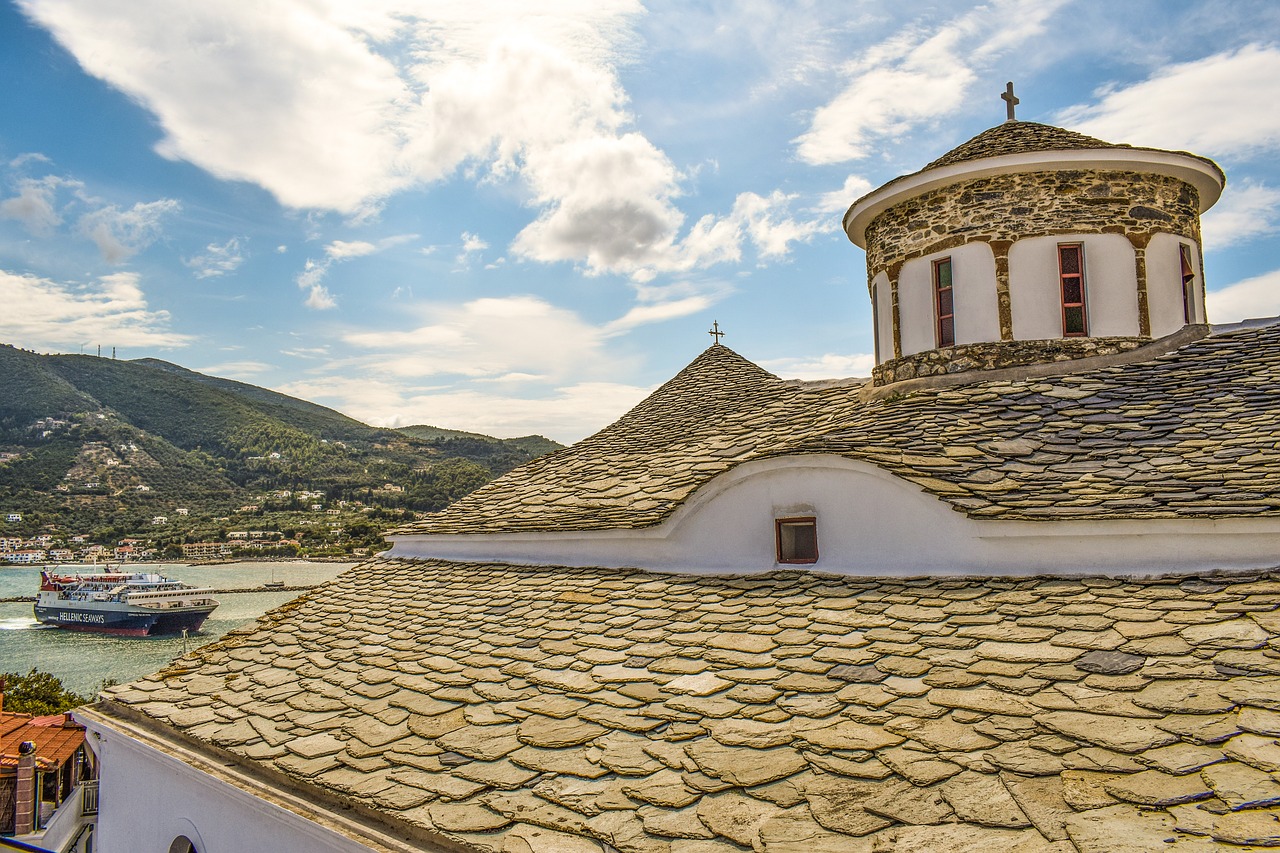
[0,347,564,544]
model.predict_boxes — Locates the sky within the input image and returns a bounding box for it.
[3,1,1280,443]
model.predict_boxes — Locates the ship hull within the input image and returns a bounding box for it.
[34,603,215,636]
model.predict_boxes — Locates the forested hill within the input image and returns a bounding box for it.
[0,344,562,535]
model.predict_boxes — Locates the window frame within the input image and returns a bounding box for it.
[1058,243,1088,337]
[933,256,955,348]
[1179,243,1197,324]
[775,516,819,565]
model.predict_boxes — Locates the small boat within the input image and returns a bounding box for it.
[34,570,219,636]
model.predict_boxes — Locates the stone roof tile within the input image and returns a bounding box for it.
[99,558,1280,851]
[395,323,1280,534]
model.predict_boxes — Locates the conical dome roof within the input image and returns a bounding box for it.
[922,121,1120,170]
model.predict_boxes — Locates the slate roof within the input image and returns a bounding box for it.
[396,322,1280,535]
[846,122,1225,215]
[921,122,1118,171]
[99,558,1280,851]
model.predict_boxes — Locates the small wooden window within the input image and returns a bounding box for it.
[775,517,818,564]
[934,257,955,347]
[1058,244,1087,336]
[1179,243,1196,324]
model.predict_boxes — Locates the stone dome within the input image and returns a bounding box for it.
[843,121,1226,385]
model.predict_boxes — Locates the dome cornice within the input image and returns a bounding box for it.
[843,124,1225,248]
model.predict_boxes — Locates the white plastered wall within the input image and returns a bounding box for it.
[1009,234,1139,339]
[78,710,424,853]
[1148,233,1202,335]
[897,259,936,356]
[872,271,892,363]
[895,245,1001,356]
[389,455,1280,577]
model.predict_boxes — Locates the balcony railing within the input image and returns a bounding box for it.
[80,780,98,817]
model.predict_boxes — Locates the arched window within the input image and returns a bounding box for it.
[168,837,198,853]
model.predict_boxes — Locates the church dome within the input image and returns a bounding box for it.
[843,112,1225,386]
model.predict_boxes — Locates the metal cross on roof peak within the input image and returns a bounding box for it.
[1002,81,1020,122]
[708,321,725,345]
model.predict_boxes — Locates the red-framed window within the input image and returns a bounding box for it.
[1058,244,1087,336]
[933,257,955,347]
[1179,243,1196,324]
[775,517,818,564]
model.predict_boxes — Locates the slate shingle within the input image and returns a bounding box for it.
[395,323,1280,535]
[100,558,1280,851]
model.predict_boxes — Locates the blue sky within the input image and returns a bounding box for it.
[3,0,1280,442]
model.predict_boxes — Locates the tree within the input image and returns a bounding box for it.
[1,668,89,715]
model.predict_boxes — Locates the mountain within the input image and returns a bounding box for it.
[0,344,563,538]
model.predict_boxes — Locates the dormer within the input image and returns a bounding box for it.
[844,117,1225,385]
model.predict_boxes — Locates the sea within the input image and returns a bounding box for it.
[0,561,354,696]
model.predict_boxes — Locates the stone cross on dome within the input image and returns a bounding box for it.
[708,320,725,345]
[1002,81,1020,121]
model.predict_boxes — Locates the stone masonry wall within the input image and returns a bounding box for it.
[872,336,1151,385]
[864,170,1202,279]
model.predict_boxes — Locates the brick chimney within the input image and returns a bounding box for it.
[14,741,37,835]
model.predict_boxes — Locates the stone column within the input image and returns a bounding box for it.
[989,240,1014,341]
[1127,233,1153,337]
[887,262,904,359]
[14,745,36,835]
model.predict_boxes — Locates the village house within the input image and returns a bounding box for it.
[0,705,93,847]
[75,110,1280,851]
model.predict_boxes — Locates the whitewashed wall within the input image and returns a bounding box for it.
[895,244,1001,358]
[389,455,1280,576]
[1148,233,1202,335]
[897,259,937,356]
[1009,234,1139,338]
[872,271,891,363]
[78,712,416,853]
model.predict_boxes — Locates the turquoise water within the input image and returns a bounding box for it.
[0,561,354,696]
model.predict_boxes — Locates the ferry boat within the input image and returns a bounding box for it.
[34,570,219,636]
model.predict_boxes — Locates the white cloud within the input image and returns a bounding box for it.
[455,231,489,268]
[20,2,816,282]
[818,175,874,214]
[283,374,649,443]
[1199,181,1280,251]
[304,284,337,311]
[184,237,245,279]
[0,268,191,350]
[1057,44,1280,159]
[195,360,272,378]
[760,352,875,381]
[341,295,612,381]
[603,295,713,334]
[325,240,377,260]
[276,244,288,253]
[795,0,1066,165]
[8,152,51,169]
[76,198,180,263]
[1206,269,1280,325]
[297,233,417,308]
[0,176,68,236]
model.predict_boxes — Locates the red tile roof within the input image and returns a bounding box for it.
[0,711,85,771]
